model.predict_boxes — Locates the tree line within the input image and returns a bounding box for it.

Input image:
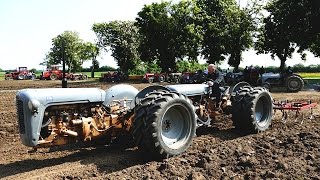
[42,0,320,75]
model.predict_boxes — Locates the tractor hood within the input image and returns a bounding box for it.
[165,84,209,96]
[17,88,106,107]
[261,73,280,82]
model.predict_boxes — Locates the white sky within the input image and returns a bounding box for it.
[0,0,319,71]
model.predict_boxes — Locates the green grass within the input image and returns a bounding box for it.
[298,73,320,79]
[0,72,5,80]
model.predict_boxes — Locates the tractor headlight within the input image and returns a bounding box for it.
[28,99,40,112]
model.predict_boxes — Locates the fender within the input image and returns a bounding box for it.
[103,84,139,109]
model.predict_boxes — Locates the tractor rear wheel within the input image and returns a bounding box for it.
[50,74,57,80]
[132,91,196,159]
[232,87,273,133]
[286,75,304,92]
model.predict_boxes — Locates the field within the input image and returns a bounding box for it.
[0,80,320,179]
[0,72,4,80]
[298,73,320,79]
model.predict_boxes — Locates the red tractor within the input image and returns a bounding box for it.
[141,73,166,83]
[40,65,69,80]
[5,67,35,80]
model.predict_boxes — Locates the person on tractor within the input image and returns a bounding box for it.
[204,64,225,108]
[259,66,265,76]
[285,66,293,75]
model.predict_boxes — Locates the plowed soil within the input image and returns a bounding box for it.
[0,80,319,180]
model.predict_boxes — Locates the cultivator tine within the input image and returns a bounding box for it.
[273,99,317,124]
[281,110,288,123]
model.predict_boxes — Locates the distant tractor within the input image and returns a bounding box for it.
[258,72,304,92]
[40,65,87,81]
[5,67,35,80]
[40,65,66,80]
[69,73,88,81]
[99,71,128,82]
[142,73,166,83]
[142,72,182,83]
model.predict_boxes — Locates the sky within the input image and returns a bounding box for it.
[0,0,319,71]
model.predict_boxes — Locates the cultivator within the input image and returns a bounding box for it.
[273,100,317,123]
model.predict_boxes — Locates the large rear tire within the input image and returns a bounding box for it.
[232,87,273,133]
[286,75,304,92]
[132,91,196,159]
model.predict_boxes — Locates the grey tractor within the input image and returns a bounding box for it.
[16,81,273,159]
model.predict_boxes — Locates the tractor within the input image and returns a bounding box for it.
[258,72,304,92]
[16,81,273,159]
[40,65,74,80]
[5,67,36,80]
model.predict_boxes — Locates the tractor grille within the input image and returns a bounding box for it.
[16,99,25,134]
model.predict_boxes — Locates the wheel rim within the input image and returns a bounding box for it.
[288,79,299,90]
[161,103,191,149]
[255,96,270,127]
[159,76,164,82]
[51,74,57,80]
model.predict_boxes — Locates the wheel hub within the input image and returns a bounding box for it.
[161,104,191,149]
[162,119,172,131]
[289,80,299,88]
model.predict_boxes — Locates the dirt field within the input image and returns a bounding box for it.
[0,80,319,179]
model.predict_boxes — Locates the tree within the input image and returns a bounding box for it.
[136,1,203,72]
[170,0,203,61]
[255,0,320,72]
[136,2,176,72]
[92,21,140,74]
[268,0,320,57]
[226,4,255,72]
[79,42,100,78]
[195,0,254,70]
[176,60,207,72]
[195,0,234,64]
[45,31,84,73]
[254,1,296,72]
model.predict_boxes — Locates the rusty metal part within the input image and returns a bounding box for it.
[36,103,135,148]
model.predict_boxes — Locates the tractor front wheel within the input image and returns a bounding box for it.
[50,74,58,80]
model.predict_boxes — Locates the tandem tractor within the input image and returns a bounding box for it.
[16,81,274,158]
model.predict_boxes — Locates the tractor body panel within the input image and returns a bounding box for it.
[16,88,106,147]
[166,84,209,96]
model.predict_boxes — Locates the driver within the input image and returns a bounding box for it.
[206,64,224,107]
